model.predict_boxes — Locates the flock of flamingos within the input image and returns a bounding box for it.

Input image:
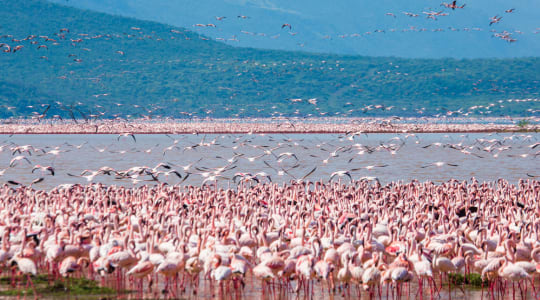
[1,177,539,299]
[0,127,538,300]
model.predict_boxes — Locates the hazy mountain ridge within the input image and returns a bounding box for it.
[47,0,540,58]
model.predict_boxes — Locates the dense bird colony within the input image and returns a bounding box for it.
[1,178,539,299]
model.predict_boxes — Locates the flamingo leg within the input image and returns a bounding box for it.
[27,274,38,300]
[25,274,30,294]
[296,278,302,294]
[448,274,452,300]
[417,277,423,300]
[11,269,17,288]
[164,276,169,295]
[529,277,537,298]
[517,281,524,300]
[430,276,440,298]
[481,279,484,299]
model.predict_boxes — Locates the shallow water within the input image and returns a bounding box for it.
[10,273,536,299]
[0,132,538,189]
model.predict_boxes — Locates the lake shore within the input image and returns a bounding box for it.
[0,117,537,134]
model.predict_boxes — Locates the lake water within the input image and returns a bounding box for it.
[0,132,537,189]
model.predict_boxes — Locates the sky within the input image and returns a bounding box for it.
[42,0,540,57]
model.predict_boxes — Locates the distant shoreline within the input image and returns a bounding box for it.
[0,117,537,134]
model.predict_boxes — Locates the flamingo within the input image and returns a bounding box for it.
[432,253,457,298]
[9,155,32,167]
[498,259,530,299]
[31,165,55,176]
[253,263,276,293]
[210,254,233,294]
[9,254,38,298]
[127,260,155,294]
[490,15,502,26]
[59,256,89,277]
[295,254,315,295]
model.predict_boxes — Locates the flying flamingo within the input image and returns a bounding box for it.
[9,155,32,167]
[490,15,502,26]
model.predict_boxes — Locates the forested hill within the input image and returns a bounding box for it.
[0,0,539,119]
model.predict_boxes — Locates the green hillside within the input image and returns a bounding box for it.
[0,0,539,119]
